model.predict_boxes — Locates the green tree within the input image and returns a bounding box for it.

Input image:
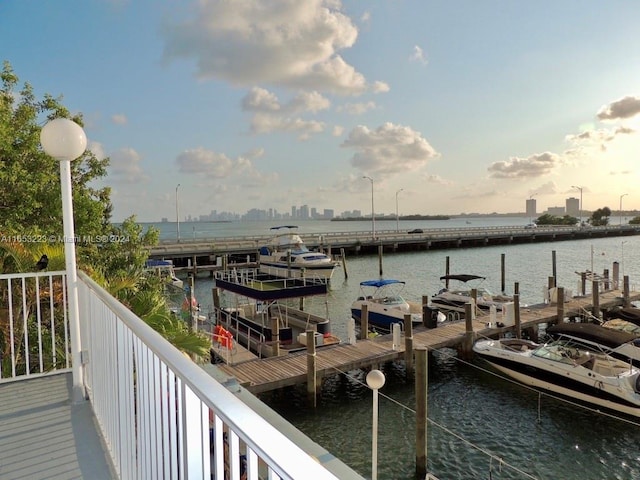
[629,216,640,225]
[589,207,612,226]
[535,214,578,226]
[0,60,112,238]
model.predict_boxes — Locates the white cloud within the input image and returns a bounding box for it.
[337,101,376,115]
[162,0,387,95]
[341,122,439,175]
[332,125,344,136]
[111,114,127,125]
[410,45,428,65]
[488,152,561,179]
[109,147,149,183]
[242,87,281,112]
[250,113,325,140]
[597,95,640,121]
[176,148,235,177]
[565,125,634,152]
[88,141,106,160]
[176,146,277,183]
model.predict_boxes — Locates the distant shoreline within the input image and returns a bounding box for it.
[332,215,450,221]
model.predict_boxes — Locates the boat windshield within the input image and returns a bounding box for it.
[532,344,579,364]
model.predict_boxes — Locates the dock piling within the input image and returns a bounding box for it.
[555,287,565,325]
[501,253,506,293]
[306,329,317,408]
[404,313,414,377]
[592,280,600,318]
[340,248,349,279]
[624,275,630,307]
[415,346,428,479]
[514,293,521,339]
[360,304,369,340]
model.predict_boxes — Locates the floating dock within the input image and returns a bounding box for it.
[213,288,640,394]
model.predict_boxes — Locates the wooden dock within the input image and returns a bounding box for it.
[215,288,640,394]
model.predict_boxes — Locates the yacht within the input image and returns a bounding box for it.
[473,337,640,417]
[258,226,339,280]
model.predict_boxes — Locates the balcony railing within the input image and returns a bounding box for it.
[0,270,339,479]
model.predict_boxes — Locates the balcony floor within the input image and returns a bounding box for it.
[0,372,114,480]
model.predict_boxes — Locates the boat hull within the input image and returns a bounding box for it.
[474,340,640,417]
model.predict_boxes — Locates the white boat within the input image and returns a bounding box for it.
[144,259,183,288]
[473,337,640,417]
[258,226,339,280]
[546,322,640,367]
[350,279,428,333]
[431,274,513,314]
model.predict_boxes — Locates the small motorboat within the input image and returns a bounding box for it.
[473,337,640,417]
[431,274,513,314]
[144,259,183,288]
[350,279,426,333]
[258,226,339,280]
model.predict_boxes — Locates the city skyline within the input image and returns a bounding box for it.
[3,1,640,222]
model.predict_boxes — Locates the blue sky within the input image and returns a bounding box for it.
[2,0,640,222]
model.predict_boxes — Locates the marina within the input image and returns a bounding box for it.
[181,218,640,479]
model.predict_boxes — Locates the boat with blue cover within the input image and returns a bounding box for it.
[350,279,424,333]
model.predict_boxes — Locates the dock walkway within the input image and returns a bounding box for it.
[217,289,637,394]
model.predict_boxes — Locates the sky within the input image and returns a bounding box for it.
[2,0,640,222]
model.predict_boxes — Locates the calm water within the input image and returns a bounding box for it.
[158,218,640,480]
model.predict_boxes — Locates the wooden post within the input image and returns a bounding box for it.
[581,272,586,296]
[212,287,220,311]
[556,287,565,325]
[445,256,450,288]
[613,261,620,290]
[340,248,348,279]
[501,253,506,293]
[271,317,280,357]
[624,275,630,307]
[192,255,197,277]
[378,244,383,276]
[222,254,228,271]
[415,346,428,478]
[547,276,555,293]
[404,313,414,378]
[287,251,292,278]
[603,269,610,290]
[360,303,369,340]
[462,303,474,359]
[306,329,317,407]
[552,250,557,287]
[514,293,521,339]
[514,282,519,295]
[470,288,478,317]
[592,280,600,318]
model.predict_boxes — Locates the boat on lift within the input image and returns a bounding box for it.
[430,274,514,314]
[258,226,339,280]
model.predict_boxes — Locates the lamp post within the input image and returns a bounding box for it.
[571,185,583,227]
[176,183,181,242]
[363,176,375,239]
[40,118,87,403]
[395,188,404,232]
[366,369,386,480]
[620,193,628,226]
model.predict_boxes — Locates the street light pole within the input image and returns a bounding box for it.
[176,183,181,242]
[571,185,583,226]
[40,118,87,403]
[620,193,628,226]
[363,176,375,239]
[395,188,403,232]
[366,369,386,480]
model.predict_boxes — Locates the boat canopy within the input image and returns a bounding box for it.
[439,274,485,282]
[270,225,298,230]
[359,279,406,288]
[145,259,173,268]
[546,323,638,348]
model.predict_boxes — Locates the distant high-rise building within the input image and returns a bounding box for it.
[547,206,565,215]
[299,204,309,219]
[566,197,579,217]
[526,198,537,218]
[323,209,334,219]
